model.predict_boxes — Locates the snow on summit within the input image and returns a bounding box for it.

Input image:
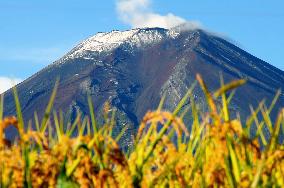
[63,28,180,60]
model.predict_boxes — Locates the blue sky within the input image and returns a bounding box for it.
[0,0,284,92]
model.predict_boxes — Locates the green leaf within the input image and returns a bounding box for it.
[0,94,4,120]
[53,111,62,141]
[115,125,128,142]
[224,155,236,188]
[226,136,241,183]
[23,147,32,188]
[40,79,59,133]
[34,112,40,132]
[251,154,266,188]
[219,75,230,122]
[143,82,196,166]
[66,113,81,137]
[213,79,246,98]
[87,95,98,134]
[267,109,283,152]
[13,86,24,135]
[249,104,267,146]
[196,74,219,124]
[56,178,79,188]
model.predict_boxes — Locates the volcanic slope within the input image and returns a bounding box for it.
[3,27,284,145]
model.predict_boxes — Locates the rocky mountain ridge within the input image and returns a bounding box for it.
[3,26,284,145]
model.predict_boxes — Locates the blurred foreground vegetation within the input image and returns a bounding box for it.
[0,74,283,188]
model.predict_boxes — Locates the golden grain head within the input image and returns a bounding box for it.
[0,76,283,187]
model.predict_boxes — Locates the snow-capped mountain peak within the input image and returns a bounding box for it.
[4,27,284,145]
[64,28,180,60]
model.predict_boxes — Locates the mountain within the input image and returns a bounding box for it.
[3,27,284,145]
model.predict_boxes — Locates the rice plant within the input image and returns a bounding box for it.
[0,74,283,188]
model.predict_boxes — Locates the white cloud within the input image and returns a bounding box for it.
[0,77,22,94]
[116,0,201,29]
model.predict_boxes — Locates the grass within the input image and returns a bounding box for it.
[0,74,283,188]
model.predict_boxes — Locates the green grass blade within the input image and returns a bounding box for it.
[189,120,206,154]
[173,81,197,116]
[254,90,282,140]
[282,110,284,136]
[79,117,88,136]
[268,89,281,113]
[246,101,264,137]
[226,136,241,183]
[34,112,40,132]
[227,89,236,105]
[220,76,230,122]
[268,109,283,152]
[143,82,196,165]
[196,74,221,126]
[224,156,236,188]
[27,120,32,132]
[108,109,116,138]
[213,79,246,98]
[254,116,268,146]
[0,94,3,120]
[158,94,166,111]
[66,157,82,178]
[48,120,53,143]
[67,113,81,137]
[115,125,129,143]
[59,110,64,134]
[86,118,91,136]
[260,105,273,135]
[12,86,24,135]
[251,154,265,188]
[53,111,62,141]
[87,95,98,134]
[249,105,267,146]
[40,79,59,133]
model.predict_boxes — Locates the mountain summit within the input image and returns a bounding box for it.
[3,27,284,144]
